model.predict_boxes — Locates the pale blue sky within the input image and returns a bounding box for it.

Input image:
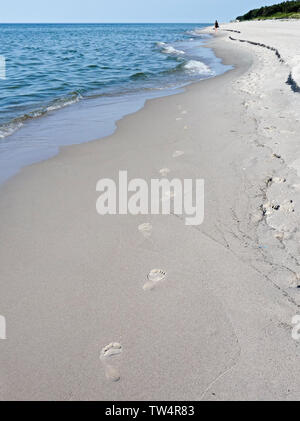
[1,1,277,23]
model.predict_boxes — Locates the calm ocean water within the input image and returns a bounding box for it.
[0,23,231,183]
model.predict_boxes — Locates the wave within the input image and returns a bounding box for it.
[46,92,82,111]
[0,120,24,139]
[183,60,214,75]
[130,72,149,80]
[185,29,210,38]
[0,92,82,139]
[185,29,202,37]
[1,33,217,141]
[156,42,185,56]
[160,58,214,79]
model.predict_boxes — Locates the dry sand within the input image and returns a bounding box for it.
[1,22,300,400]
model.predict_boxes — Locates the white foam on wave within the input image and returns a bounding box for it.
[156,42,185,56]
[0,94,82,139]
[183,60,214,75]
[47,94,81,112]
[186,29,204,37]
[163,46,185,55]
[0,121,24,139]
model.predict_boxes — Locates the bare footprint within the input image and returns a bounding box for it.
[138,222,152,239]
[290,273,300,288]
[0,315,6,340]
[162,190,176,202]
[159,168,171,177]
[143,269,167,291]
[100,343,123,382]
[172,150,184,158]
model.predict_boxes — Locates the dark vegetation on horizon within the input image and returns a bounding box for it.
[237,1,300,20]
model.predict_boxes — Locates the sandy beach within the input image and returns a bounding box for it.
[1,20,300,400]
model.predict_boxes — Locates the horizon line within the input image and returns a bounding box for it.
[0,21,215,24]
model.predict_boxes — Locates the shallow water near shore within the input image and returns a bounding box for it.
[0,23,231,184]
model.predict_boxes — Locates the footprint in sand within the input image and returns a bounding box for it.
[138,222,153,239]
[290,273,300,288]
[274,231,284,241]
[281,200,295,213]
[265,176,286,187]
[251,211,263,224]
[172,150,184,158]
[262,202,273,216]
[265,177,273,187]
[162,190,176,202]
[159,168,171,177]
[0,315,6,340]
[100,343,123,382]
[143,269,167,291]
[273,177,287,184]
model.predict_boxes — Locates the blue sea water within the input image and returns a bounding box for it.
[0,23,231,183]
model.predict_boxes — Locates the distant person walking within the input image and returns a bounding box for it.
[214,20,219,32]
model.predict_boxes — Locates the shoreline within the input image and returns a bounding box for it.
[0,25,230,186]
[1,24,300,400]
[0,31,236,193]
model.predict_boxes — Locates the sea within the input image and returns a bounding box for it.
[0,23,231,183]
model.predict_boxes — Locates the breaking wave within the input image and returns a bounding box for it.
[156,42,185,56]
[183,60,214,75]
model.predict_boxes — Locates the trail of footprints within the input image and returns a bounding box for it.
[101,97,297,383]
[238,58,300,289]
[101,107,186,382]
[261,158,295,219]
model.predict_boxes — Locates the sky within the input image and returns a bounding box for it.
[0,0,278,23]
